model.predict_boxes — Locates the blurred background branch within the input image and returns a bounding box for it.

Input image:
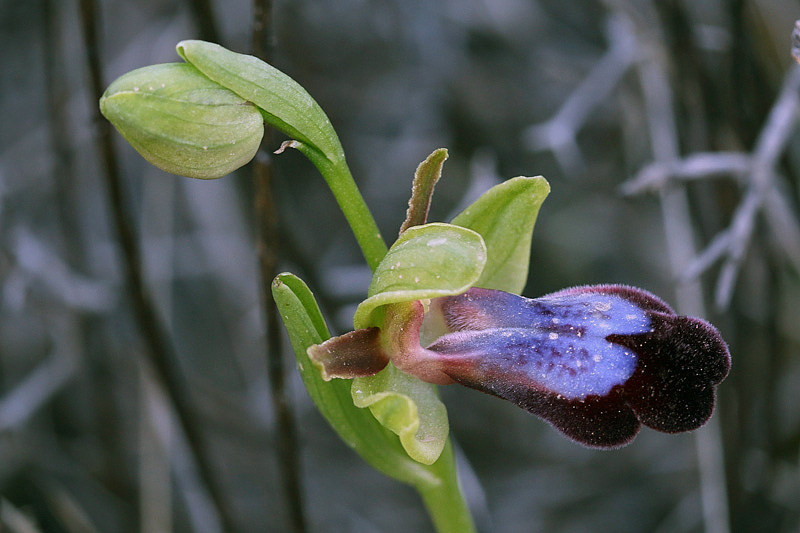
[250,0,307,530]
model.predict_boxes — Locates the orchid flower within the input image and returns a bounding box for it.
[308,152,730,453]
[311,283,730,449]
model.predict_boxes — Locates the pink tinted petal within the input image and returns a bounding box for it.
[308,327,389,380]
[387,301,455,385]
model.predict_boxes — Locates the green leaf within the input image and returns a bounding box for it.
[352,363,448,465]
[272,273,442,486]
[274,272,475,531]
[177,40,344,163]
[451,176,550,294]
[354,223,487,329]
[99,63,264,179]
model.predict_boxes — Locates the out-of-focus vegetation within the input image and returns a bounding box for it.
[1,0,799,531]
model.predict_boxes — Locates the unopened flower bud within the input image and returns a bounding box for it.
[100,63,264,179]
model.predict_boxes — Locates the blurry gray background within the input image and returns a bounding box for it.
[1,0,799,531]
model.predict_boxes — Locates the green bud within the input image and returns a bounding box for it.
[100,63,264,179]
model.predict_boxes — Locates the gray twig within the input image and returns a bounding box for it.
[709,65,800,307]
[623,157,800,280]
[8,227,115,312]
[624,64,800,308]
[621,152,751,195]
[0,320,78,432]
[764,183,800,268]
[523,14,638,174]
[139,364,220,533]
[1,498,43,533]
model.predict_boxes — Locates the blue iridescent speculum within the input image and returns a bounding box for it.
[428,288,651,399]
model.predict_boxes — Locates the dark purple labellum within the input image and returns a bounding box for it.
[426,285,731,448]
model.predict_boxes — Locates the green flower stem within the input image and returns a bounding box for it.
[418,441,476,533]
[289,141,388,270]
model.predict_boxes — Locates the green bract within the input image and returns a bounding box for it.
[347,223,486,464]
[272,273,475,532]
[271,274,443,485]
[100,63,263,179]
[176,40,344,163]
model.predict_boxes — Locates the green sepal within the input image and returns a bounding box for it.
[352,362,448,465]
[354,223,487,329]
[452,176,550,294]
[177,40,344,163]
[99,63,264,179]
